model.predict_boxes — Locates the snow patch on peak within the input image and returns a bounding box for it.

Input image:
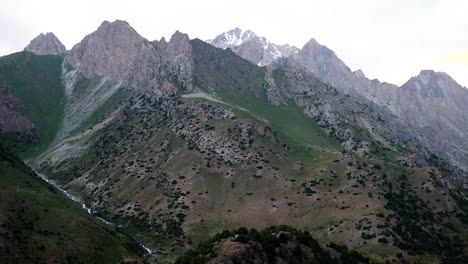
[217,28,257,48]
[207,28,299,66]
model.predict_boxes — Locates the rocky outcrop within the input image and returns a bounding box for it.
[0,85,36,134]
[156,31,194,91]
[179,227,371,264]
[207,28,299,66]
[0,85,38,150]
[207,240,267,264]
[264,66,285,105]
[24,32,66,55]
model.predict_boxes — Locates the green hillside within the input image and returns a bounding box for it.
[210,89,341,151]
[0,146,143,263]
[0,52,65,157]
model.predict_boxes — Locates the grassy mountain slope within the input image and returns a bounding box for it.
[207,88,340,151]
[36,92,468,263]
[0,52,65,157]
[28,40,468,263]
[0,146,143,263]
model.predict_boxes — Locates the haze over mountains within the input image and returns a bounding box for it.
[1,20,468,263]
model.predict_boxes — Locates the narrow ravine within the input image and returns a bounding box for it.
[36,172,153,255]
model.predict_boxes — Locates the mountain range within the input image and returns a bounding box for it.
[0,20,467,263]
[210,28,468,195]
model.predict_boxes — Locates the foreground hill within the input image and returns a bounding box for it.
[0,145,144,263]
[0,52,65,157]
[176,226,371,264]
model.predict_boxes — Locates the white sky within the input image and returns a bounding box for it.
[1,0,467,87]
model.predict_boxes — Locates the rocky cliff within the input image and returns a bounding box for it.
[64,20,193,98]
[396,71,468,173]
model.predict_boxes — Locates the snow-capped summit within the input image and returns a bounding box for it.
[207,28,256,49]
[207,28,299,66]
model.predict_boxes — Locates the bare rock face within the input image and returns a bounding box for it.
[395,70,468,173]
[207,28,299,66]
[157,31,194,91]
[264,66,285,105]
[65,20,193,97]
[64,20,163,95]
[289,38,398,105]
[24,32,66,55]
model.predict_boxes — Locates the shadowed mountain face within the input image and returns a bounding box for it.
[1,20,468,263]
[0,84,38,152]
[0,85,36,134]
[0,52,64,156]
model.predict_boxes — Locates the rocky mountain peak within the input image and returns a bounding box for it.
[416,70,452,82]
[169,30,190,43]
[353,69,365,78]
[24,32,66,55]
[100,19,129,27]
[301,38,336,60]
[94,19,143,43]
[291,38,352,86]
[402,70,464,98]
[64,20,195,98]
[207,28,298,66]
[208,28,257,49]
[163,31,194,91]
[64,19,158,80]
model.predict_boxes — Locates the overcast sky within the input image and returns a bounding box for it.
[1,0,467,87]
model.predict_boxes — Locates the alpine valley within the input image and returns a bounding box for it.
[1,20,467,263]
